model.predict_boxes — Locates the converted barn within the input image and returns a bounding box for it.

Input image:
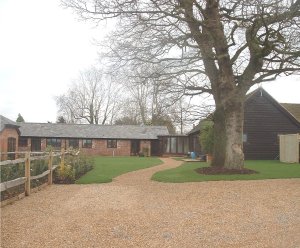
[17,122,169,156]
[0,115,172,158]
[243,88,300,159]
[188,88,300,160]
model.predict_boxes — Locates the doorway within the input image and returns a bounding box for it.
[151,140,160,156]
[31,138,41,151]
[131,140,140,156]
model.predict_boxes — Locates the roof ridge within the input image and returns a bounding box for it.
[19,122,167,128]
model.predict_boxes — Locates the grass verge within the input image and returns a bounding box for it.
[76,156,162,184]
[151,160,300,183]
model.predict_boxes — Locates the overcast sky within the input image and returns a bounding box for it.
[0,0,299,123]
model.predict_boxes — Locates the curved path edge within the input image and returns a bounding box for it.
[112,157,183,186]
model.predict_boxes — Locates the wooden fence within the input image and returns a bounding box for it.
[0,149,69,207]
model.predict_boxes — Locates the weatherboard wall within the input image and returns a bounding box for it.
[243,90,300,160]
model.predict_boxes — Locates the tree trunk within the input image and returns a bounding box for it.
[211,106,226,167]
[224,99,245,169]
[211,96,245,169]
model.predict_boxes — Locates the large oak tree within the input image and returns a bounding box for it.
[63,0,300,169]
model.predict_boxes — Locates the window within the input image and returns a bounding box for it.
[184,137,189,154]
[82,139,92,148]
[170,137,177,153]
[68,138,79,148]
[107,139,117,148]
[7,137,16,160]
[162,136,190,154]
[18,137,28,147]
[177,137,184,153]
[243,134,247,143]
[46,138,61,148]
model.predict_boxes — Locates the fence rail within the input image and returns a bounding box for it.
[0,177,26,192]
[0,149,73,206]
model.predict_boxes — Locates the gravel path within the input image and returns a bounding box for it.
[1,158,300,248]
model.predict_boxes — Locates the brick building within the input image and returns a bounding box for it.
[0,116,20,160]
[0,115,171,158]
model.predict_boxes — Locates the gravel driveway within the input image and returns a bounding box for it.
[1,158,300,248]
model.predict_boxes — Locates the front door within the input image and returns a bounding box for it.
[7,137,16,160]
[131,140,140,156]
[151,140,160,156]
[31,138,41,151]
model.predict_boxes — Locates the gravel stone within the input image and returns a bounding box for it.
[1,158,300,247]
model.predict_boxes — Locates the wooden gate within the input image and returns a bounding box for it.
[279,134,300,163]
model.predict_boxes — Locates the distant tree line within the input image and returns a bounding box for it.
[55,66,212,133]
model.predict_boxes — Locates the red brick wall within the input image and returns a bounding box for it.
[0,127,19,160]
[16,137,155,157]
[81,139,131,156]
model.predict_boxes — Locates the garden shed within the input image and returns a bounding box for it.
[279,134,300,163]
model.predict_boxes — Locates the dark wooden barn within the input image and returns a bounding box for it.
[243,88,300,159]
[188,88,300,160]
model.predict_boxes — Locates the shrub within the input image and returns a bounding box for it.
[142,147,150,157]
[53,154,94,183]
[0,162,25,201]
[55,163,75,184]
[200,124,214,154]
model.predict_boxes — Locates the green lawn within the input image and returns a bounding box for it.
[76,156,162,184]
[152,160,300,183]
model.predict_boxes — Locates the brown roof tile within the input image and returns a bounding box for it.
[280,103,300,123]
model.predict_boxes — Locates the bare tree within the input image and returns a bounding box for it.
[56,67,120,124]
[115,64,183,133]
[169,97,214,134]
[114,98,141,125]
[63,0,300,169]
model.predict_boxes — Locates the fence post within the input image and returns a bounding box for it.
[25,152,31,196]
[48,150,53,185]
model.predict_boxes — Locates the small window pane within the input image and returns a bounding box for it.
[171,137,177,153]
[166,138,171,153]
[46,138,61,148]
[7,137,16,160]
[18,137,28,147]
[107,139,117,148]
[82,139,92,148]
[184,137,189,153]
[177,137,183,153]
[69,139,79,148]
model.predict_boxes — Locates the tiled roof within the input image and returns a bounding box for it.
[280,103,300,123]
[18,122,169,140]
[0,115,20,132]
[188,88,300,134]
